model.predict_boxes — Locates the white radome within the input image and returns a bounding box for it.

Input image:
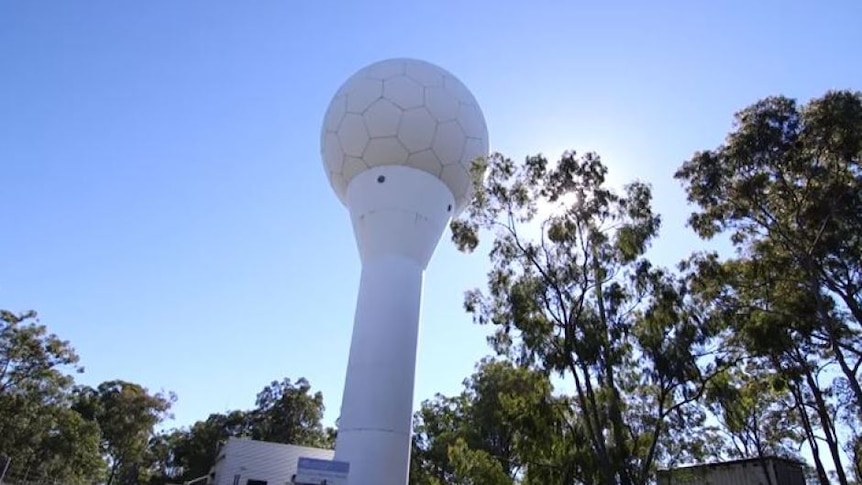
[321,58,489,214]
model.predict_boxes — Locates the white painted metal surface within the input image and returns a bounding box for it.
[319,57,489,485]
[320,57,489,215]
[333,166,453,485]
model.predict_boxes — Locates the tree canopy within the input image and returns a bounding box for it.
[0,309,333,485]
[674,89,862,485]
[3,88,860,485]
[410,89,862,485]
[443,150,720,485]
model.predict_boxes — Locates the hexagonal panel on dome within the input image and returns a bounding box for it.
[432,120,466,165]
[338,113,370,157]
[323,94,346,133]
[322,132,343,173]
[343,156,367,180]
[445,75,478,106]
[320,58,490,207]
[407,149,443,177]
[364,99,402,138]
[328,171,347,200]
[384,76,423,110]
[405,61,445,87]
[425,86,459,122]
[363,60,406,80]
[364,137,409,167]
[345,78,383,114]
[457,103,487,140]
[398,107,436,153]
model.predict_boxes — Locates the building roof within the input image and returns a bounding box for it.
[657,456,805,473]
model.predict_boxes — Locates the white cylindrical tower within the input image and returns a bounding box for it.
[320,58,489,485]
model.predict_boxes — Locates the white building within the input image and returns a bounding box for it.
[209,438,334,485]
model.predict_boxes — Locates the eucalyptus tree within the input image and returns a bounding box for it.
[449,151,720,485]
[73,380,174,485]
[410,358,560,485]
[676,90,862,485]
[0,309,104,485]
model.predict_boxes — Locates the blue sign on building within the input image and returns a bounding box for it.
[295,457,350,485]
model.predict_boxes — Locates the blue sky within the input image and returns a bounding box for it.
[1,0,860,432]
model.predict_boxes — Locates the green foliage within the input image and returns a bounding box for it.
[448,438,511,485]
[155,378,333,485]
[250,377,332,448]
[676,90,862,485]
[5,88,861,485]
[73,381,175,485]
[704,361,803,460]
[449,151,719,485]
[410,359,559,485]
[161,410,254,482]
[411,394,464,484]
[0,310,81,394]
[0,311,174,485]
[43,407,106,483]
[0,307,333,485]
[0,310,104,485]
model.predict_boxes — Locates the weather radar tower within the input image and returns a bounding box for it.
[319,58,489,485]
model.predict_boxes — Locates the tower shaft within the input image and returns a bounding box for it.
[334,166,455,485]
[334,255,422,485]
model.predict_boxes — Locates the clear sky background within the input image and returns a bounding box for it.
[1,0,860,433]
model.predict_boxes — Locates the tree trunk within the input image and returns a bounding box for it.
[801,364,849,485]
[592,247,628,485]
[831,333,862,413]
[782,361,830,485]
[107,464,118,485]
[755,448,775,485]
[814,280,862,414]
